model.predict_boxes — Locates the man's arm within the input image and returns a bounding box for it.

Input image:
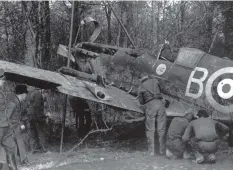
[215,121,229,136]
[138,89,145,105]
[182,121,193,142]
[5,102,16,119]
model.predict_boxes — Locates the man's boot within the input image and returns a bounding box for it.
[0,163,3,170]
[146,131,155,156]
[183,150,192,160]
[194,151,204,164]
[6,153,18,170]
[207,154,216,163]
[166,148,177,159]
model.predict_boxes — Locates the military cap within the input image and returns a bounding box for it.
[14,84,28,94]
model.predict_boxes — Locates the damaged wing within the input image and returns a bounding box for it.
[0,60,143,113]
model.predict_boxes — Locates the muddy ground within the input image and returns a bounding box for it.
[17,122,233,170]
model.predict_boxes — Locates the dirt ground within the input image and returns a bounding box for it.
[2,121,226,170]
[18,136,233,170]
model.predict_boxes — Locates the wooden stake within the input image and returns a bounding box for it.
[60,0,75,153]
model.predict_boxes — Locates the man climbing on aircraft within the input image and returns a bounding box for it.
[182,109,229,164]
[166,109,194,159]
[138,75,167,156]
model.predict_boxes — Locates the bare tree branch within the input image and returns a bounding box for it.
[67,127,113,154]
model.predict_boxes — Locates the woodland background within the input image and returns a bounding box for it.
[1,1,233,142]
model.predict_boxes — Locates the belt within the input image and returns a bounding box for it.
[144,97,155,104]
[144,96,163,104]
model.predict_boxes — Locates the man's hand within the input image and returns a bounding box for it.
[20,124,25,130]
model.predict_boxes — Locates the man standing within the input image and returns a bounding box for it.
[24,87,45,152]
[182,109,229,164]
[69,97,92,137]
[166,109,193,159]
[0,84,28,170]
[138,76,166,156]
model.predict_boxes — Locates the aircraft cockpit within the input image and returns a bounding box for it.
[157,43,175,62]
[175,48,205,68]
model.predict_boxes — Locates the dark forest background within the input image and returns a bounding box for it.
[1,1,233,69]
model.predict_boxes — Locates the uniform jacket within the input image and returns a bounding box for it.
[182,117,229,142]
[26,90,44,118]
[138,78,162,105]
[0,97,21,128]
[167,117,189,140]
[166,117,189,157]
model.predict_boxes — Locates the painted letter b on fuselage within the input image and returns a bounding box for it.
[185,67,208,99]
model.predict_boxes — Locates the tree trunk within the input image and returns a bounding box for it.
[116,2,122,47]
[22,1,37,67]
[104,5,112,44]
[177,1,185,47]
[156,2,161,48]
[121,1,128,48]
[205,2,214,52]
[222,2,233,58]
[40,1,51,70]
[151,1,155,49]
[73,1,81,45]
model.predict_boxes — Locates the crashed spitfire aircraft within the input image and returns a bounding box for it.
[57,16,233,123]
[0,16,232,124]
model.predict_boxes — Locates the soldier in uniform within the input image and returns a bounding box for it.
[69,97,92,137]
[166,109,194,159]
[0,84,28,170]
[182,109,229,163]
[24,87,45,152]
[138,76,167,156]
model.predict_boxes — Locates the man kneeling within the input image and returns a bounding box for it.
[166,110,193,159]
[182,110,229,164]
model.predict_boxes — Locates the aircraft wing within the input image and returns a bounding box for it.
[0,60,143,113]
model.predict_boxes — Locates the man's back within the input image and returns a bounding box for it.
[26,90,44,118]
[183,118,229,142]
[167,117,189,140]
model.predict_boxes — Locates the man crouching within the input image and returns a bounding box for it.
[166,109,194,159]
[182,110,229,164]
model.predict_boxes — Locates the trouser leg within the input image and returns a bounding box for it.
[2,128,18,170]
[29,119,41,151]
[157,113,167,155]
[6,152,17,170]
[183,143,192,159]
[146,131,155,156]
[85,111,92,133]
[192,140,204,164]
[78,111,85,137]
[145,113,156,156]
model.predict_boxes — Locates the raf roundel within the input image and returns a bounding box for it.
[156,64,167,75]
[217,79,233,99]
[205,67,233,113]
